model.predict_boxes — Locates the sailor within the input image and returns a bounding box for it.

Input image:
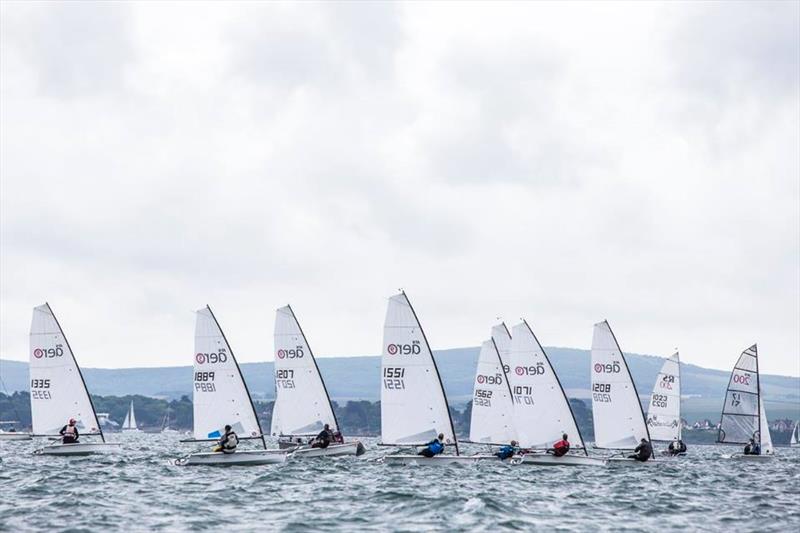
[311,424,334,449]
[494,440,519,460]
[628,438,653,462]
[418,433,445,458]
[213,425,238,454]
[667,439,687,455]
[332,430,344,444]
[743,438,761,455]
[59,418,79,444]
[551,433,570,457]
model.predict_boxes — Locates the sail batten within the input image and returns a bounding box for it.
[271,305,338,437]
[192,306,264,447]
[646,352,682,442]
[380,292,458,453]
[590,321,650,450]
[29,303,103,441]
[510,321,586,453]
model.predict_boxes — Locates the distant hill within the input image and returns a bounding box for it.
[2,347,798,422]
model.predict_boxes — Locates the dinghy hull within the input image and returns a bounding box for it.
[383,454,489,465]
[177,450,288,466]
[34,442,121,456]
[292,441,366,458]
[0,432,32,441]
[730,453,775,460]
[607,457,661,465]
[516,454,607,466]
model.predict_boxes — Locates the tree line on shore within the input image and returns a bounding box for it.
[1,392,794,445]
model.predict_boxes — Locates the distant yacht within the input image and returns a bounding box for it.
[160,407,179,434]
[791,421,799,448]
[121,401,141,433]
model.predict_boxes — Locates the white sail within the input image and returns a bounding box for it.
[718,345,763,446]
[380,292,457,451]
[29,303,102,438]
[759,397,773,454]
[590,321,650,449]
[122,410,130,429]
[791,422,799,445]
[129,401,137,429]
[510,321,585,451]
[468,339,515,444]
[193,306,262,442]
[491,323,512,376]
[646,352,682,442]
[122,401,138,430]
[271,305,337,437]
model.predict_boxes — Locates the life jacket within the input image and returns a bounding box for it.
[429,440,444,454]
[553,440,570,457]
[223,432,239,452]
[64,424,76,437]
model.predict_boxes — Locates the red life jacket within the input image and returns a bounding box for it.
[553,439,570,456]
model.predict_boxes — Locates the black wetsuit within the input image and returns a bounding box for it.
[630,441,652,462]
[312,429,333,449]
[218,431,238,454]
[59,424,79,444]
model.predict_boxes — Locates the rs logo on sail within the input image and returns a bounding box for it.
[276,346,304,359]
[32,345,64,359]
[387,340,421,355]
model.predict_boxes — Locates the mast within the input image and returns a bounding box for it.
[286,304,340,433]
[205,305,266,450]
[523,320,588,456]
[605,320,652,451]
[402,291,459,455]
[754,344,761,445]
[676,351,682,441]
[46,302,105,443]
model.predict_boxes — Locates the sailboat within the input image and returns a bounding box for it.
[30,303,120,455]
[510,321,605,466]
[381,292,478,465]
[590,321,655,463]
[271,305,365,457]
[121,401,141,433]
[790,421,799,448]
[646,352,684,455]
[717,344,774,459]
[467,337,516,452]
[176,306,287,466]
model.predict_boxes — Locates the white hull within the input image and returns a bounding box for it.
[730,453,775,460]
[383,454,489,465]
[34,442,121,456]
[121,429,141,433]
[607,457,661,465]
[291,442,366,458]
[790,443,799,448]
[516,454,607,466]
[177,450,288,466]
[0,432,32,441]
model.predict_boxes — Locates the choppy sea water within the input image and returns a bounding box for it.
[1,434,798,532]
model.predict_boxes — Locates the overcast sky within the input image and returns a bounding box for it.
[1,1,798,376]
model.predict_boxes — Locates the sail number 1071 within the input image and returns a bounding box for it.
[383,367,405,390]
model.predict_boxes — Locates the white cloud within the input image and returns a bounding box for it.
[1,1,798,376]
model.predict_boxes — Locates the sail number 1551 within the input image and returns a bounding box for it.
[383,367,405,390]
